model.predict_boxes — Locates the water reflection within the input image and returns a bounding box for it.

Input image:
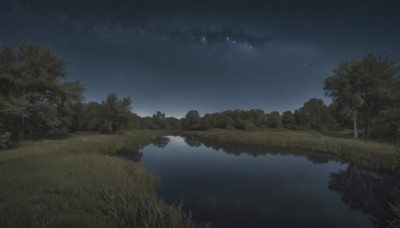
[152,136,171,148]
[329,163,399,227]
[183,135,333,164]
[114,137,170,162]
[128,136,400,227]
[181,135,399,227]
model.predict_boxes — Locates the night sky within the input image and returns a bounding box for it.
[1,0,399,117]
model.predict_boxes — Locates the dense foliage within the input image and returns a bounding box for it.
[0,44,85,147]
[324,53,400,139]
[181,100,340,132]
[0,45,142,148]
[1,45,399,149]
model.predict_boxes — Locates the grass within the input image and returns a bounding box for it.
[181,129,400,170]
[1,128,398,227]
[0,130,209,228]
[390,202,400,228]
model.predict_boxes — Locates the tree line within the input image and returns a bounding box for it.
[181,100,339,132]
[182,53,400,140]
[1,44,399,148]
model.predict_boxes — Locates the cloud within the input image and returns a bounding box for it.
[168,27,273,48]
[89,18,274,51]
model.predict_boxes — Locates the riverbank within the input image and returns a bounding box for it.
[1,129,398,227]
[181,129,400,171]
[0,131,208,228]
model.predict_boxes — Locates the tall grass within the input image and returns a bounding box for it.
[389,202,400,228]
[181,129,400,170]
[0,131,209,228]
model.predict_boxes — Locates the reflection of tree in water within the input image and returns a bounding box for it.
[114,137,170,161]
[152,137,170,148]
[183,136,202,147]
[183,135,400,226]
[329,163,399,228]
[183,135,333,164]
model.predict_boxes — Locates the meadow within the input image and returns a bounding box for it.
[0,131,209,228]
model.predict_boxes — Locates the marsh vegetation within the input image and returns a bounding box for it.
[0,131,209,228]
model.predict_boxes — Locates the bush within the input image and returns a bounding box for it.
[0,132,12,150]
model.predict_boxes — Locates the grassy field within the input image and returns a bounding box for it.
[181,129,400,171]
[0,131,208,228]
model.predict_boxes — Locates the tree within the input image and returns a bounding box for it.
[266,111,281,128]
[54,81,86,134]
[183,110,201,130]
[370,76,400,140]
[324,53,398,138]
[0,44,85,145]
[139,116,157,129]
[202,113,217,129]
[83,102,103,131]
[324,60,362,138]
[152,111,169,129]
[66,101,87,132]
[282,111,296,126]
[166,117,181,130]
[356,54,397,138]
[101,93,132,134]
[0,46,29,143]
[249,109,266,127]
[296,98,337,131]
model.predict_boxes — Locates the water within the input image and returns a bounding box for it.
[136,136,397,228]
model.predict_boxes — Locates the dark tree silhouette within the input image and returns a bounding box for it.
[324,54,399,138]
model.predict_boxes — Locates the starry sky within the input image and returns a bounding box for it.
[1,0,399,117]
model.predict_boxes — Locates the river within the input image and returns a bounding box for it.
[122,136,397,228]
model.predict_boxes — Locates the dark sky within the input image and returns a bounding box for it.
[1,0,399,117]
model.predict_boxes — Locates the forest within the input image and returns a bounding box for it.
[1,44,399,150]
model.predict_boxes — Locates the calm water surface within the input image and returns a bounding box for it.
[134,136,397,228]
